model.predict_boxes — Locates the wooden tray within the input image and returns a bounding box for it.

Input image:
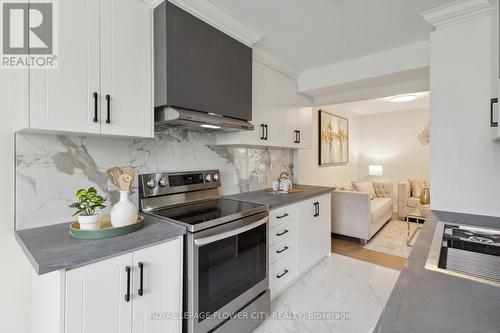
[70,215,144,240]
[265,188,303,193]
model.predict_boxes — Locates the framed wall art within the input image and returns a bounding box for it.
[318,110,349,165]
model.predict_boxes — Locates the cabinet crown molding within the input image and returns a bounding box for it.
[420,0,494,28]
[160,0,263,46]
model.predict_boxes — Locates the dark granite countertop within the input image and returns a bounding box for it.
[375,210,500,333]
[16,213,186,275]
[224,184,334,209]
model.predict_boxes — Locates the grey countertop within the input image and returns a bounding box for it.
[224,184,334,209]
[375,210,500,333]
[16,213,186,275]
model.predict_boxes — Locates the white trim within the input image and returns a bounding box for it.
[253,49,299,79]
[165,0,263,46]
[420,0,494,28]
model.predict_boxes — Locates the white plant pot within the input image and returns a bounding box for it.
[111,191,138,227]
[78,214,100,230]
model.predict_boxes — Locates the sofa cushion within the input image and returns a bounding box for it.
[370,198,392,222]
[335,181,354,191]
[407,197,421,208]
[352,181,376,199]
[372,182,386,198]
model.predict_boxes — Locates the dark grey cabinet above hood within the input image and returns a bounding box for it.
[154,1,253,132]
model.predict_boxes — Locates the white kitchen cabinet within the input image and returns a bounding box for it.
[268,193,331,299]
[216,60,309,148]
[29,0,101,135]
[33,237,183,333]
[100,0,153,137]
[65,252,133,333]
[297,193,331,275]
[296,93,313,149]
[132,240,183,333]
[26,0,153,138]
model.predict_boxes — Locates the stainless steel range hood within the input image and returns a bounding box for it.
[154,107,255,132]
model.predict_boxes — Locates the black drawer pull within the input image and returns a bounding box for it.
[276,229,289,237]
[276,246,289,254]
[260,124,265,140]
[138,262,144,296]
[276,269,289,279]
[92,92,98,122]
[124,266,131,302]
[105,94,111,124]
[276,213,289,219]
[264,124,268,140]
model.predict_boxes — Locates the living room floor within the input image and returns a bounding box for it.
[331,214,422,271]
[331,235,406,271]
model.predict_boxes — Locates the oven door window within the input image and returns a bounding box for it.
[197,223,266,320]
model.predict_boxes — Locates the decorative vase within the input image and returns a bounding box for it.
[420,188,430,205]
[111,191,138,227]
[78,214,100,230]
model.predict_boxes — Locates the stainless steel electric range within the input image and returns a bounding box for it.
[139,170,270,333]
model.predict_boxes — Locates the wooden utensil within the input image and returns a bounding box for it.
[121,167,135,187]
[106,167,123,187]
[118,173,133,191]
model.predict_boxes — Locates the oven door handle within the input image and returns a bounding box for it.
[194,216,268,246]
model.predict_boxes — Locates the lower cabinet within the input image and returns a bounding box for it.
[34,237,183,333]
[297,193,332,274]
[268,192,331,299]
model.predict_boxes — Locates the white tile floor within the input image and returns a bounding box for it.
[253,254,400,333]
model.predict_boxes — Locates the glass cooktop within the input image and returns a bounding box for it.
[149,198,266,232]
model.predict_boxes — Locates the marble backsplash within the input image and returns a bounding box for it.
[15,130,293,230]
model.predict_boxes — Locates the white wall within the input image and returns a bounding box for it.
[297,105,360,186]
[0,71,32,332]
[359,108,429,182]
[429,8,500,217]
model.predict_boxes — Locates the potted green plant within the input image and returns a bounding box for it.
[69,187,107,230]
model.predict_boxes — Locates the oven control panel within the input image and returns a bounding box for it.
[139,170,221,198]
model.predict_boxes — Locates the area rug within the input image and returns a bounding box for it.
[363,219,421,258]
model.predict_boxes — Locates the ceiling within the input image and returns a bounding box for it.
[334,91,429,115]
[211,0,456,73]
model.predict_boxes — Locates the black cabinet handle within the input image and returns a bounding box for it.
[92,92,98,123]
[260,124,265,140]
[125,266,131,302]
[491,98,498,127]
[105,94,111,124]
[276,269,289,279]
[276,246,289,254]
[276,213,289,219]
[264,124,268,140]
[138,262,144,296]
[314,202,320,217]
[276,229,289,236]
[294,130,300,144]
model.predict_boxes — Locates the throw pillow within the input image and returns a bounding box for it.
[352,181,376,199]
[372,182,386,198]
[408,179,425,198]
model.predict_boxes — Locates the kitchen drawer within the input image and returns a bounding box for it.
[269,204,297,227]
[270,236,296,264]
[270,218,296,246]
[270,250,296,297]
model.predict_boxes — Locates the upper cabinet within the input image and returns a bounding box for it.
[25,0,153,138]
[216,60,312,148]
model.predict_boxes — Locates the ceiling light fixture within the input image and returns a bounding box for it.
[389,94,417,102]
